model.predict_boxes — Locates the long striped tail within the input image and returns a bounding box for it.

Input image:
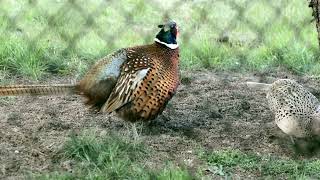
[0,84,79,96]
[246,82,272,91]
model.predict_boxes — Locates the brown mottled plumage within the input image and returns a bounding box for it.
[78,43,179,122]
[247,79,320,138]
[0,21,180,126]
[247,79,320,154]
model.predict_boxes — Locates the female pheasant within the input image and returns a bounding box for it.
[247,79,320,140]
[0,20,180,139]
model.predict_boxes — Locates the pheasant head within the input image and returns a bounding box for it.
[155,20,179,49]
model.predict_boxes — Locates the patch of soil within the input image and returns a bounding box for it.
[1,70,320,179]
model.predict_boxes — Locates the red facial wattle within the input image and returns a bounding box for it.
[176,26,179,37]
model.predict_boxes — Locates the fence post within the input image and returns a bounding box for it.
[310,0,320,48]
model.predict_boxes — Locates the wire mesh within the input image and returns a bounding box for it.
[0,0,317,77]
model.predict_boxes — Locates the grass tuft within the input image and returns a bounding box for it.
[201,149,320,179]
[33,131,194,180]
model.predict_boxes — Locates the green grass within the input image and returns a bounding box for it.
[0,0,318,79]
[32,131,194,180]
[200,149,320,179]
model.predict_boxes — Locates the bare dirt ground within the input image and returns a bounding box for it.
[1,69,320,179]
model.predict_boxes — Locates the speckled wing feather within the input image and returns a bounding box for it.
[102,49,154,113]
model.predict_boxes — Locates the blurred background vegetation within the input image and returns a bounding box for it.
[1,1,320,178]
[0,0,317,80]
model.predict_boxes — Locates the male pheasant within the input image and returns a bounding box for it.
[247,79,320,140]
[0,20,180,139]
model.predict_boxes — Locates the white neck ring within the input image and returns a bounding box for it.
[154,38,178,49]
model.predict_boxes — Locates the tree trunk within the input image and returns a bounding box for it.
[309,0,320,48]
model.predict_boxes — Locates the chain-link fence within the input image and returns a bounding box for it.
[0,0,317,78]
